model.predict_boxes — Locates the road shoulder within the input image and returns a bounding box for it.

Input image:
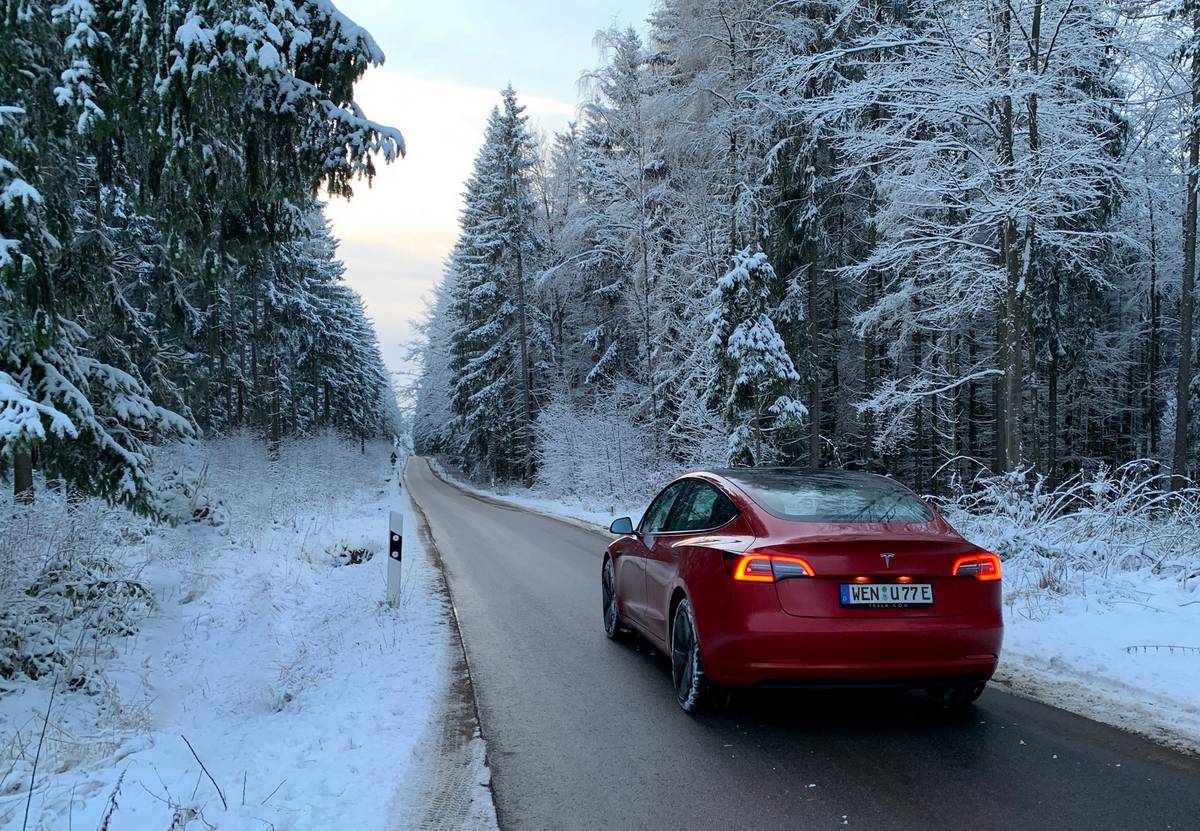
[391,464,500,831]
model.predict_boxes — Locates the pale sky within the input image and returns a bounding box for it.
[325,1,654,378]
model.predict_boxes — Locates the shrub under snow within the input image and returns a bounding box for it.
[0,494,155,690]
[532,393,685,510]
[936,461,1200,590]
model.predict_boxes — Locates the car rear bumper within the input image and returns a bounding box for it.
[700,613,1003,688]
[753,674,994,690]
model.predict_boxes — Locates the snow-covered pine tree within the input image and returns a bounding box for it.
[447,89,546,483]
[447,109,514,477]
[0,1,192,514]
[0,92,64,502]
[147,0,403,440]
[573,28,661,404]
[411,269,461,456]
[232,202,396,448]
[1,0,404,512]
[641,0,820,461]
[708,249,806,465]
[414,0,1198,492]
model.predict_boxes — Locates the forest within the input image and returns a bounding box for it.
[413,0,1200,501]
[1,0,400,518]
[1,4,1198,825]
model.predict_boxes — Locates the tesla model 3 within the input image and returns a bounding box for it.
[602,468,1003,712]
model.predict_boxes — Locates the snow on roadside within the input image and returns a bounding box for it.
[1,438,488,830]
[427,460,1200,754]
[974,535,1200,754]
[995,572,1200,754]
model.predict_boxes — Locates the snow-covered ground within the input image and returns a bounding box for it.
[955,504,1200,755]
[1,438,496,830]
[996,577,1200,753]
[428,459,1200,754]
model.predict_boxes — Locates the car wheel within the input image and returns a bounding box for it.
[602,558,629,640]
[671,598,725,713]
[927,682,987,709]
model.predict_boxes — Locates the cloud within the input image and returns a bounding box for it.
[325,72,577,374]
[335,241,437,375]
[331,0,651,105]
[323,0,652,376]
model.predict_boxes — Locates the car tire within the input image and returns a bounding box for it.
[927,682,987,709]
[602,558,630,640]
[671,598,725,713]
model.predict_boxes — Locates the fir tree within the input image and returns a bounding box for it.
[446,89,546,482]
[1,0,404,512]
[708,249,806,465]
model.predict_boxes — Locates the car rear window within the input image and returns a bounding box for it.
[721,469,933,523]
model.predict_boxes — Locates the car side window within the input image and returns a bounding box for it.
[707,488,738,527]
[664,481,738,533]
[641,482,686,534]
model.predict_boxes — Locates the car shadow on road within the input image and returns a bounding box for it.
[620,636,986,738]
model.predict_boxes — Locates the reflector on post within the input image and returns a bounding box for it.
[387,510,403,606]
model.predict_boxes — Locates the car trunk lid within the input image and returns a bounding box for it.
[766,533,985,618]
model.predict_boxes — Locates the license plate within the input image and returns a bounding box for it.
[839,583,933,607]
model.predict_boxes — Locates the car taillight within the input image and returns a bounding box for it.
[731,553,814,582]
[952,552,1002,581]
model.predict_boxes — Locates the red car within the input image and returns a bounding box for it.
[602,468,1003,712]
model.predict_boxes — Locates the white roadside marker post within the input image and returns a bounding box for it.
[387,510,403,607]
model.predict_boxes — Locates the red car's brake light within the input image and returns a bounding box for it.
[952,552,1002,581]
[731,553,814,582]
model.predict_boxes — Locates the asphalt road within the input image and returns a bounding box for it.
[404,457,1200,831]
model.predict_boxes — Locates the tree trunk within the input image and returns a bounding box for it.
[268,358,282,460]
[727,33,740,256]
[830,245,842,455]
[223,345,233,424]
[863,130,881,454]
[14,451,33,504]
[1063,376,1076,479]
[251,290,260,424]
[236,339,247,427]
[1174,18,1200,490]
[912,289,926,488]
[1048,358,1059,485]
[996,0,1023,472]
[994,316,1006,472]
[514,246,535,486]
[640,200,658,450]
[807,248,821,468]
[1148,191,1160,458]
[967,336,978,473]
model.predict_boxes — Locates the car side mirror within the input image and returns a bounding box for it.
[609,516,635,535]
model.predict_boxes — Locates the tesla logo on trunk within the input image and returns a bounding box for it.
[880,552,895,568]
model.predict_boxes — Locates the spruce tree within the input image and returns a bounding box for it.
[1,0,404,513]
[447,89,546,482]
[708,249,806,465]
